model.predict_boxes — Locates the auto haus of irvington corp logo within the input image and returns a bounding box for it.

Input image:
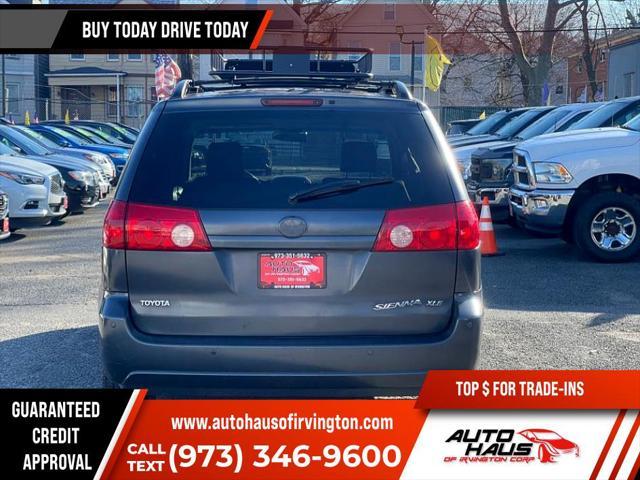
[443,428,579,465]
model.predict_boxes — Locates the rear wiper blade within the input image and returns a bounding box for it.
[288,178,395,205]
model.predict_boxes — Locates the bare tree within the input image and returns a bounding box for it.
[287,0,349,46]
[489,0,580,105]
[601,0,640,27]
[574,0,607,101]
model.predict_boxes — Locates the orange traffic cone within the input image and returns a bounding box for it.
[479,197,504,257]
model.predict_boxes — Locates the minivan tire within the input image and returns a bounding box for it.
[573,192,640,262]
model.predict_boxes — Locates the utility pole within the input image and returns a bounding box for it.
[410,40,415,96]
[396,26,422,96]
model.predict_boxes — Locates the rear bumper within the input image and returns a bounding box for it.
[100,291,483,397]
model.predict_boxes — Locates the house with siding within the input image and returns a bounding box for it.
[45,54,156,128]
[44,0,178,126]
[1,55,37,123]
[331,1,441,110]
[607,34,640,99]
[567,30,640,102]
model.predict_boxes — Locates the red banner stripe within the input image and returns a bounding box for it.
[610,411,640,480]
[250,9,273,50]
[96,389,147,480]
[589,410,627,480]
[628,449,640,480]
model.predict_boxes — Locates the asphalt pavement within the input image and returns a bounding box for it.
[0,202,638,388]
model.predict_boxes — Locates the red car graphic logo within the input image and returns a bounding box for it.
[293,260,320,276]
[519,429,580,463]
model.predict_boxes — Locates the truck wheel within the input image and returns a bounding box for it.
[573,192,640,262]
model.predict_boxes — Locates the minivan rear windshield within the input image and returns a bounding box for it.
[129,109,453,210]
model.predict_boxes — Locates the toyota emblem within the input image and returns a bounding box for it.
[278,217,307,238]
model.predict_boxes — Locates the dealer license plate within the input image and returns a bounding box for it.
[258,253,326,289]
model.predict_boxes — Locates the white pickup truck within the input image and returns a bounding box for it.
[509,115,640,262]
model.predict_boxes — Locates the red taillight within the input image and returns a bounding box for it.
[456,200,480,250]
[103,199,126,249]
[372,201,479,252]
[261,98,323,107]
[102,201,212,252]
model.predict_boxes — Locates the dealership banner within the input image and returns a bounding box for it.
[2,371,638,480]
[0,7,272,52]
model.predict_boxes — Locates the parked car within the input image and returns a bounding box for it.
[510,113,640,262]
[450,109,528,140]
[446,119,482,136]
[0,189,9,240]
[448,108,532,147]
[0,131,102,212]
[74,125,130,148]
[454,107,557,168]
[465,102,601,221]
[57,124,129,149]
[564,95,640,132]
[0,154,67,228]
[113,122,140,136]
[13,125,116,183]
[45,120,137,145]
[30,124,129,180]
[0,125,110,196]
[100,55,482,395]
[447,109,526,142]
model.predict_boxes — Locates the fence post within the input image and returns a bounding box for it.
[116,74,121,124]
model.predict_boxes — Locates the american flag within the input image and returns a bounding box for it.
[154,54,182,100]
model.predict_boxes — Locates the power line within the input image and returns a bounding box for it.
[271,25,640,35]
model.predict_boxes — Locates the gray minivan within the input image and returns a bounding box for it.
[100,56,482,396]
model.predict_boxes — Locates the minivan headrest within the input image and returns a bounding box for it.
[206,142,244,178]
[341,141,377,174]
[243,145,272,173]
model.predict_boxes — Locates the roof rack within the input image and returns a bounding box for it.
[219,46,373,75]
[170,77,413,100]
[170,47,413,101]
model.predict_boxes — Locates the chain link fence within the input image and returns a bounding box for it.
[2,96,155,129]
[3,95,510,134]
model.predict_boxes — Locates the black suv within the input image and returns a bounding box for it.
[100,51,482,396]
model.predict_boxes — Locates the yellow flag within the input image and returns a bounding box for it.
[64,109,70,124]
[424,34,451,92]
[479,111,486,120]
[24,111,30,126]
